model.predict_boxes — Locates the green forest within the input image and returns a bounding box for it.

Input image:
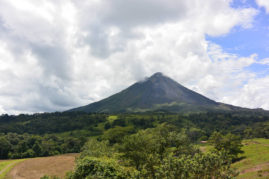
[1,111,269,178]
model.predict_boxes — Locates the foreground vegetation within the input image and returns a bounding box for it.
[0,111,268,178]
[62,135,267,179]
[61,125,242,178]
[2,138,266,179]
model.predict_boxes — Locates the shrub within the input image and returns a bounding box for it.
[209,132,244,161]
[67,157,137,179]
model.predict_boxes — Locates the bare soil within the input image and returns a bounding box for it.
[241,162,269,174]
[6,153,78,179]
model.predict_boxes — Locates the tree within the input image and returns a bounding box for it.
[104,122,111,130]
[33,142,42,155]
[79,138,113,159]
[0,136,11,159]
[119,125,198,178]
[119,130,154,170]
[156,151,238,179]
[209,131,244,161]
[102,126,133,144]
[67,157,137,179]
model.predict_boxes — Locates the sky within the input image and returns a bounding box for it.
[0,0,269,114]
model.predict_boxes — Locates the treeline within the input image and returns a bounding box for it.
[0,111,268,160]
[0,112,107,135]
[0,111,268,138]
[0,133,86,159]
[186,111,269,138]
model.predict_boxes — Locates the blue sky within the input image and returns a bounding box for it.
[207,0,269,77]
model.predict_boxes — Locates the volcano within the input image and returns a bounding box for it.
[69,72,243,113]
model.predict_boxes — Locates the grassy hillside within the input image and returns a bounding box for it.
[233,138,269,179]
[199,138,269,178]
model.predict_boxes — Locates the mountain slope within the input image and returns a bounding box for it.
[69,72,242,113]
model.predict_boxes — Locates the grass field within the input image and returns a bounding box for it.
[0,159,25,179]
[107,115,118,122]
[199,138,269,179]
[232,138,269,179]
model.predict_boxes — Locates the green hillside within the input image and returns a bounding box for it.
[200,138,269,179]
[233,138,269,178]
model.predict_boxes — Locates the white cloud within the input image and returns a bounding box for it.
[222,76,269,110]
[256,0,269,13]
[259,58,269,65]
[0,0,266,114]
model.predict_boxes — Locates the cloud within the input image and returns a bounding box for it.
[256,0,269,13]
[222,75,269,110]
[0,0,266,114]
[74,0,257,57]
[259,58,269,65]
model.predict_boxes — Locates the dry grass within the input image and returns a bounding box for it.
[6,153,78,179]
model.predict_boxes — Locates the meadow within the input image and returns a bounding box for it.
[233,138,269,178]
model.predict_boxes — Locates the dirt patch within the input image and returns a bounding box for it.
[240,162,269,174]
[243,141,261,146]
[6,153,79,179]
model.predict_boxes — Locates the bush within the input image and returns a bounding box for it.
[209,132,244,161]
[79,139,113,159]
[70,126,241,179]
[67,157,137,179]
[156,151,238,179]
